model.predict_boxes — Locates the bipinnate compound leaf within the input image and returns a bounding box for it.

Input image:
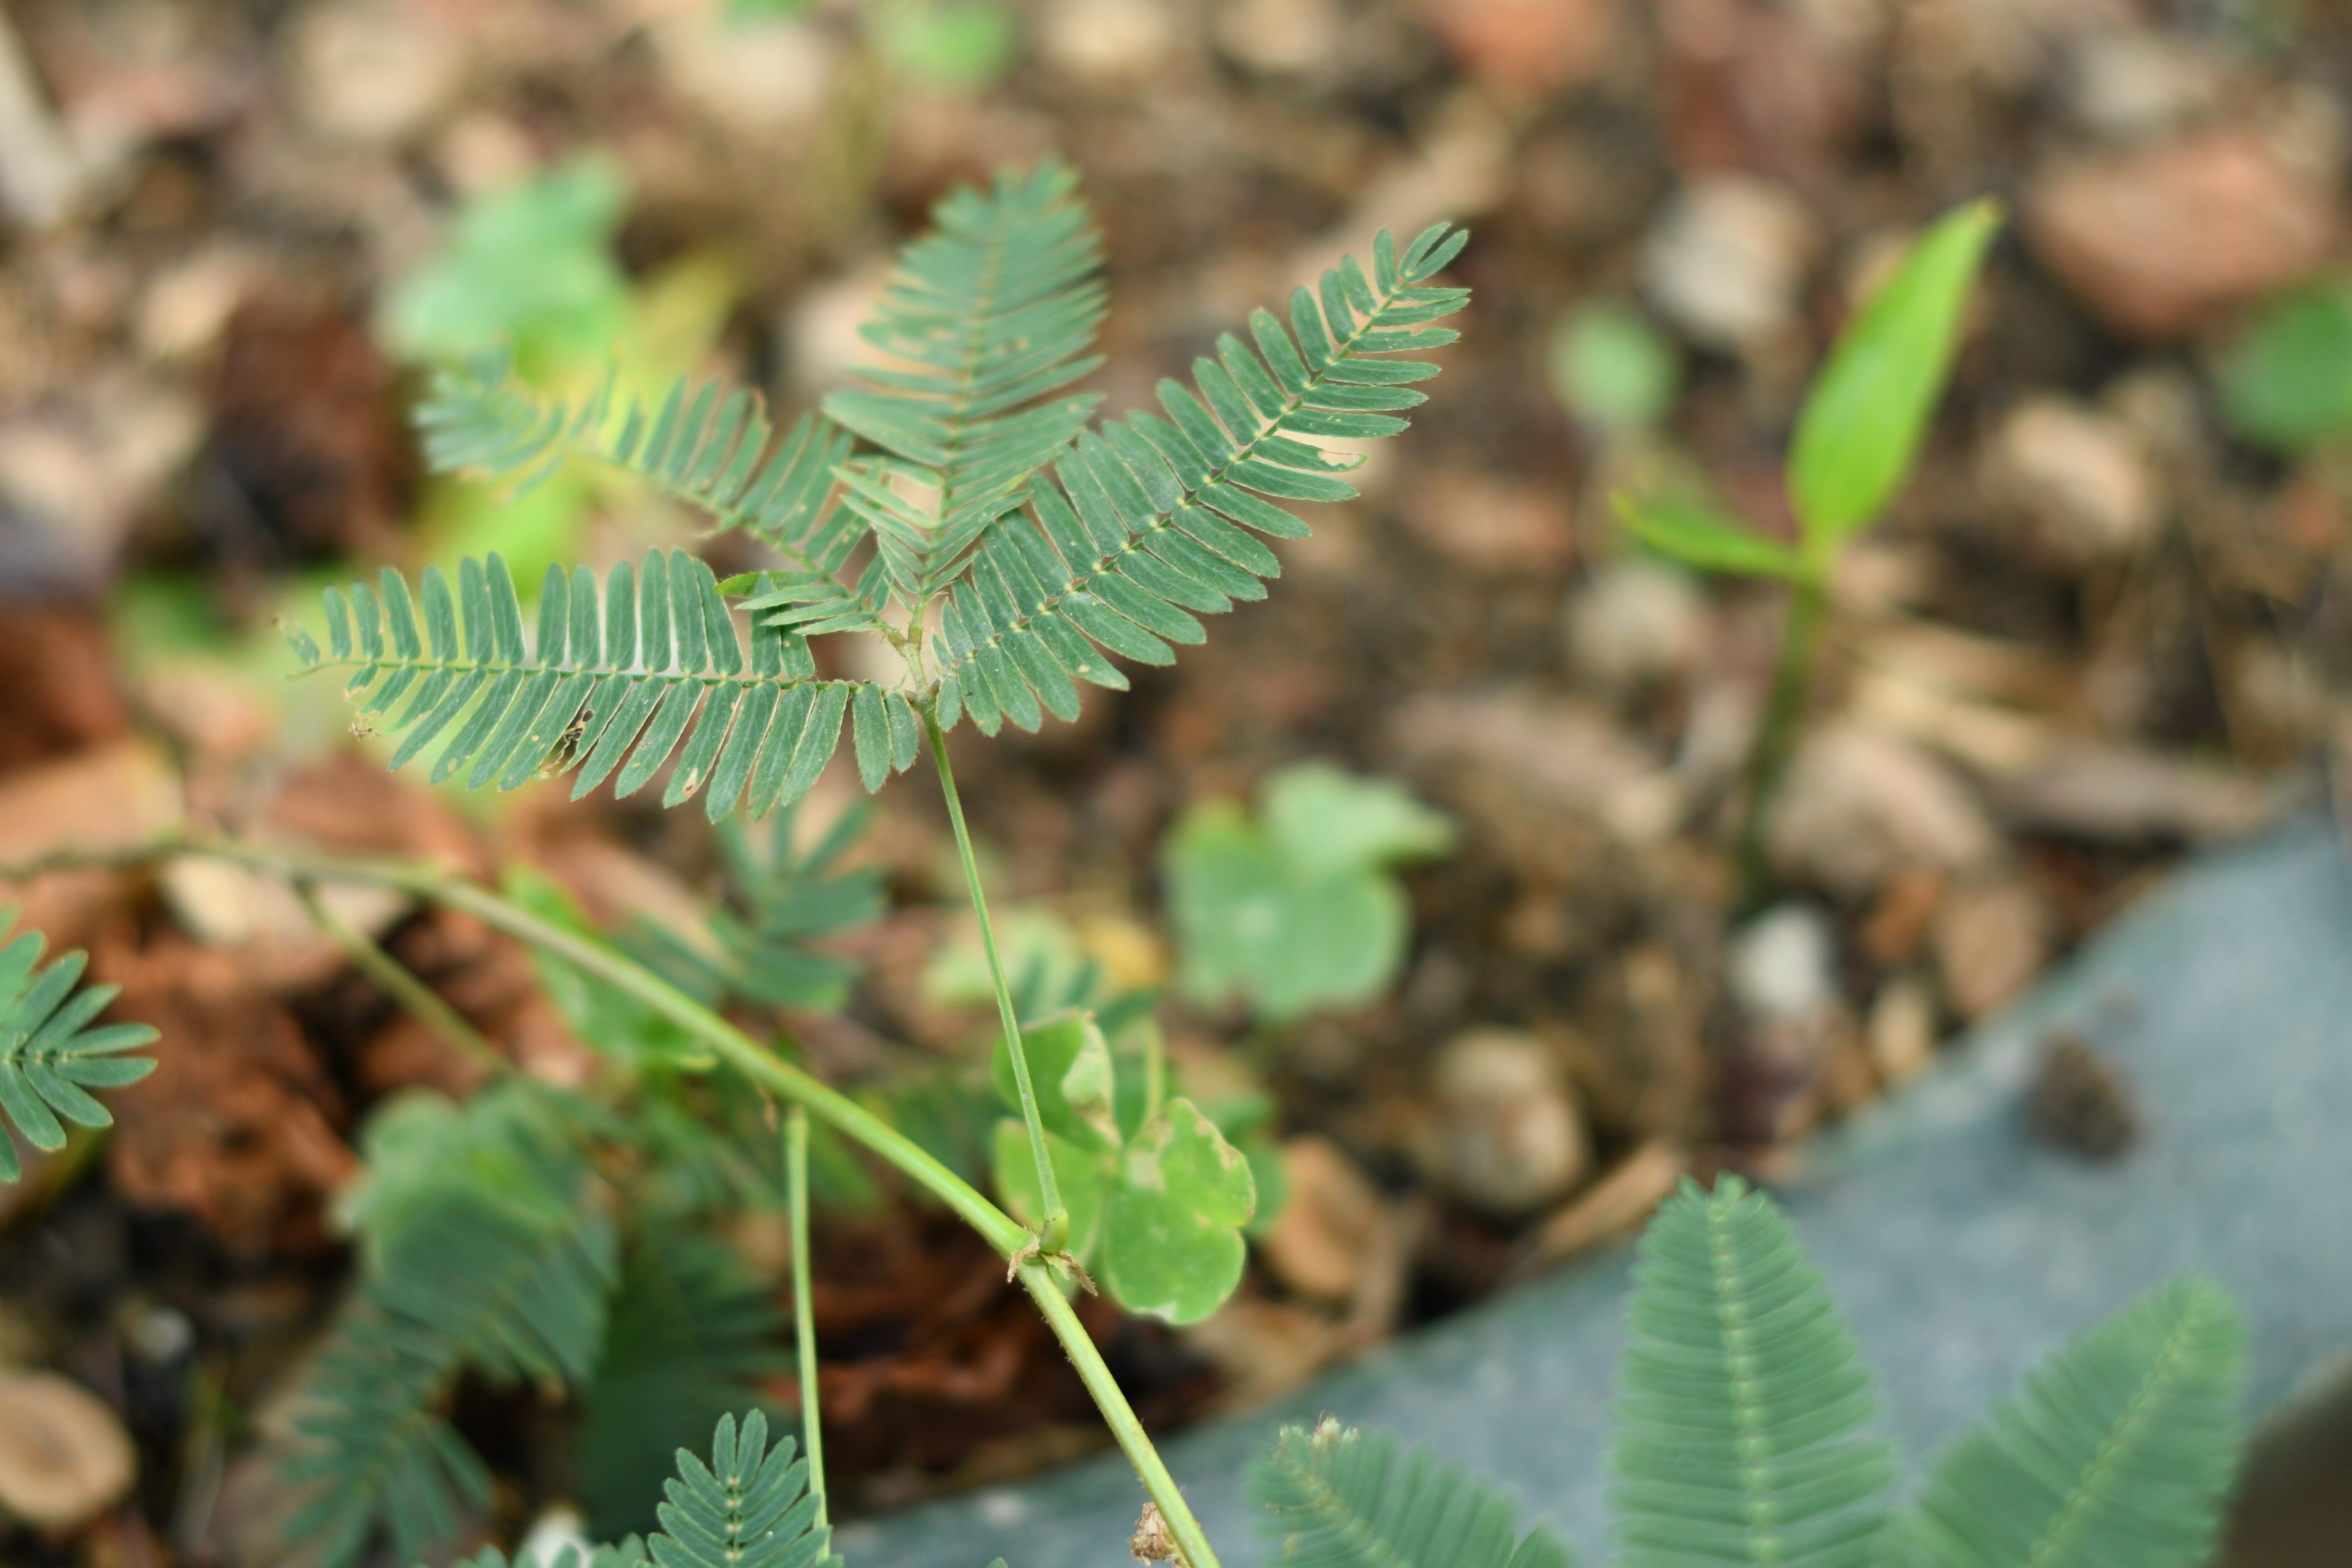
[1613,494,1800,581]
[576,1228,789,1541]
[648,1411,828,1568]
[1103,1098,1255,1324]
[0,906,158,1184]
[2217,283,2352,453]
[1609,1176,1893,1568]
[1246,1418,1571,1568]
[1787,200,2001,547]
[293,1081,616,1568]
[1892,1276,2245,1568]
[990,1010,1119,1152]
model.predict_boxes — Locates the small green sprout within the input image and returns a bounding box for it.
[1165,763,1455,1024]
[1615,199,2001,899]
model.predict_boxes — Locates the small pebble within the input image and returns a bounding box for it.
[1421,1029,1590,1215]
[2028,1032,2137,1159]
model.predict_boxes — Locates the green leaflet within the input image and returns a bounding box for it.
[1246,1418,1570,1568]
[290,550,898,814]
[647,1410,829,1568]
[0,905,158,1183]
[1165,764,1453,1024]
[986,1014,1257,1324]
[1787,200,2001,549]
[1614,494,1800,581]
[1892,1277,2245,1568]
[1609,1176,1893,1568]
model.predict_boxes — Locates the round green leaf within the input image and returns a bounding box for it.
[1103,1100,1255,1324]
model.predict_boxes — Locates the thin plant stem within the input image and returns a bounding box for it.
[293,883,506,1077]
[13,833,1225,1563]
[1735,569,1827,909]
[784,1105,826,1530]
[1018,1265,1218,1568]
[920,707,1067,1248]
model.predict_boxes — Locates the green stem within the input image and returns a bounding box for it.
[920,707,1066,1251]
[293,883,507,1077]
[784,1106,826,1530]
[1736,568,1827,910]
[1018,1265,1219,1568]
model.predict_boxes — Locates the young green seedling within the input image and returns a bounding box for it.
[279,161,1470,1567]
[1615,200,2001,900]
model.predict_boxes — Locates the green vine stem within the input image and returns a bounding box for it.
[4,833,1220,1568]
[920,706,1069,1254]
[784,1104,827,1530]
[293,881,507,1077]
[1735,566,1827,910]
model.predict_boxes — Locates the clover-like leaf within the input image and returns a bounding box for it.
[1167,799,1412,1024]
[1103,1098,1255,1325]
[990,1009,1119,1152]
[1260,763,1455,881]
[2218,283,2352,454]
[1614,493,1800,581]
[1787,199,2001,547]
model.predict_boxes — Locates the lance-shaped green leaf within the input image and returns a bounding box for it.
[1614,494,1800,581]
[1102,1098,1255,1325]
[1787,200,2001,547]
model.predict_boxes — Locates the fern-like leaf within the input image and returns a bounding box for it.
[926,221,1469,736]
[293,549,918,813]
[577,1228,789,1541]
[648,1411,829,1568]
[1609,1176,1894,1568]
[0,905,157,1183]
[822,161,1107,600]
[1247,1418,1570,1568]
[1892,1277,2245,1568]
[416,351,861,575]
[289,1089,620,1567]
